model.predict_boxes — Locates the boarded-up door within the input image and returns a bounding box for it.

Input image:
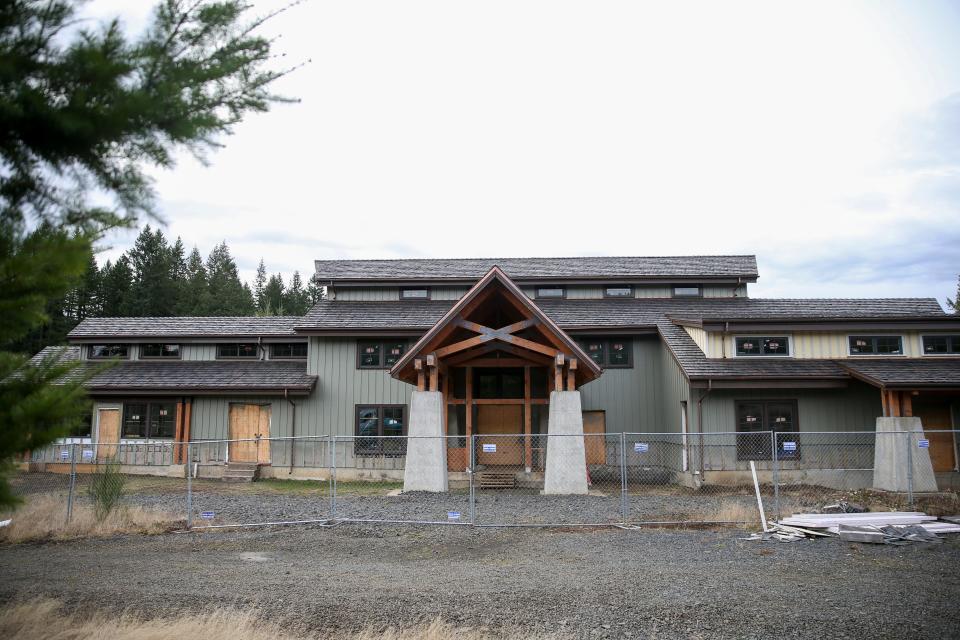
[96,408,120,461]
[229,404,271,464]
[476,405,523,466]
[915,402,956,472]
[583,410,606,465]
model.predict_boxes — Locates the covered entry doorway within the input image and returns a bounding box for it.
[228,403,271,464]
[476,404,524,466]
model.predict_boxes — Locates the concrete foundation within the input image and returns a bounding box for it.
[873,417,938,493]
[543,391,589,494]
[403,391,448,492]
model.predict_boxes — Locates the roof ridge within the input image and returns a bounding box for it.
[314,254,758,263]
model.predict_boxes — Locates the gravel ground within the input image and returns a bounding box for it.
[1,524,959,639]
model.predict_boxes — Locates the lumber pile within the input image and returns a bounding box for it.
[743,512,960,544]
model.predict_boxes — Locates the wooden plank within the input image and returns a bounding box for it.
[554,354,564,391]
[888,390,901,417]
[256,404,271,464]
[96,408,121,461]
[566,357,577,391]
[465,366,473,442]
[583,410,606,465]
[900,391,913,417]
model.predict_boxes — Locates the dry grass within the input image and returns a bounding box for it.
[693,499,761,527]
[0,599,561,640]
[0,496,180,544]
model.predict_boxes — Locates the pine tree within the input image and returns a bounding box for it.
[179,247,210,315]
[307,279,324,306]
[128,226,178,317]
[263,273,286,315]
[75,253,102,320]
[170,236,188,311]
[0,0,296,505]
[206,242,254,315]
[254,259,268,313]
[284,270,310,315]
[100,257,134,317]
[948,275,959,313]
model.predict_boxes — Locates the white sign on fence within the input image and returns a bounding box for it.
[200,511,215,520]
[783,441,797,452]
[634,442,649,453]
[482,443,497,453]
[82,449,94,460]
[59,450,69,460]
[447,511,461,521]
[918,439,930,449]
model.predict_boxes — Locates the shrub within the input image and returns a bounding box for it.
[86,462,125,521]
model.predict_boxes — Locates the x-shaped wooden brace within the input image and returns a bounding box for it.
[431,317,559,359]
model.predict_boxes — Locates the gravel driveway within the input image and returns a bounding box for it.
[1,524,958,639]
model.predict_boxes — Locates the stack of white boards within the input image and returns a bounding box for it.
[779,512,960,535]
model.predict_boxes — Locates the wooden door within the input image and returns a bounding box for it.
[476,405,523,466]
[915,402,956,472]
[96,408,121,461]
[229,404,271,464]
[583,410,606,465]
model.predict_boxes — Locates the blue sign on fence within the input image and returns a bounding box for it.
[918,439,930,449]
[82,449,94,460]
[59,450,69,460]
[634,442,649,453]
[482,443,496,453]
[200,511,215,519]
[447,511,461,521]
[783,441,797,452]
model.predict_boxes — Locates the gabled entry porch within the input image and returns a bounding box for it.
[389,267,602,493]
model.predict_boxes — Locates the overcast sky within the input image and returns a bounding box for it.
[87,1,960,307]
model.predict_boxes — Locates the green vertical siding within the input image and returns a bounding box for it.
[578,336,662,433]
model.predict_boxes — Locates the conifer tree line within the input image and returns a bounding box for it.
[8,225,322,356]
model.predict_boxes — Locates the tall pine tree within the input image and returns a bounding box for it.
[205,242,254,315]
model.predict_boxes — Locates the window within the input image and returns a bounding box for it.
[672,286,701,297]
[604,286,633,298]
[575,337,632,368]
[140,344,180,359]
[357,340,407,368]
[355,405,407,456]
[217,343,258,358]
[735,400,799,461]
[473,367,524,399]
[735,336,790,357]
[535,286,565,299]
[848,335,903,355]
[270,342,307,359]
[922,335,960,355]
[400,288,430,300]
[67,412,92,438]
[89,344,128,359]
[122,401,176,439]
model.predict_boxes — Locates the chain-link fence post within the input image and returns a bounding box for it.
[330,435,337,520]
[469,433,476,526]
[619,432,628,523]
[185,441,193,530]
[771,430,780,521]
[905,430,914,506]
[65,442,77,525]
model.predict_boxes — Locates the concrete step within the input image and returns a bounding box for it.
[222,462,259,483]
[226,462,258,471]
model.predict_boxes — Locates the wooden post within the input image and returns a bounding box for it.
[524,365,532,471]
[427,354,438,391]
[881,389,889,417]
[554,353,564,391]
[442,374,450,436]
[901,391,913,417]
[415,358,425,391]
[567,358,577,391]
[888,390,902,417]
[465,366,473,441]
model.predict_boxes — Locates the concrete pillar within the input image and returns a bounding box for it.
[403,391,448,492]
[544,391,589,494]
[872,417,938,493]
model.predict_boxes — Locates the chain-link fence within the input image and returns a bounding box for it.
[7,430,959,532]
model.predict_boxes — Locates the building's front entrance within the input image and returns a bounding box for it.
[475,404,524,466]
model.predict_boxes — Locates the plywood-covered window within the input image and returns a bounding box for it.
[357,340,407,368]
[922,335,960,355]
[735,400,799,461]
[735,336,789,357]
[355,405,407,456]
[848,335,902,355]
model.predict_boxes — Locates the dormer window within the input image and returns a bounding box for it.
[672,286,701,297]
[140,344,180,359]
[89,344,129,359]
[849,336,902,355]
[400,288,430,300]
[604,286,633,298]
[736,336,790,357]
[217,343,259,359]
[535,286,565,299]
[922,335,960,355]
